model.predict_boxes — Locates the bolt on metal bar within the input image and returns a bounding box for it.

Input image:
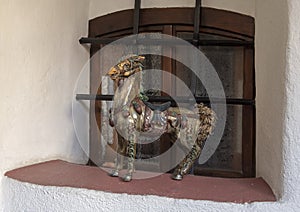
[76,94,255,105]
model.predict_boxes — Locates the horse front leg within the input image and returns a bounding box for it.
[122,126,137,182]
[122,119,138,182]
[110,134,126,177]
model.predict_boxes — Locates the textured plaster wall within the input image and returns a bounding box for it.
[256,0,300,208]
[89,0,255,20]
[0,0,90,210]
[282,0,300,204]
[255,0,288,198]
[1,177,298,212]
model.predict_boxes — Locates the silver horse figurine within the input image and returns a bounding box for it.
[107,55,216,181]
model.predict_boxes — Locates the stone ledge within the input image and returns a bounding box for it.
[4,160,275,203]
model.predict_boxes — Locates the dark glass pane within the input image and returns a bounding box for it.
[200,46,244,98]
[176,32,245,98]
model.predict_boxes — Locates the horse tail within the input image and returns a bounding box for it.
[195,103,216,148]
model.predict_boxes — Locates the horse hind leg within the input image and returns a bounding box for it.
[172,104,215,180]
[172,143,202,180]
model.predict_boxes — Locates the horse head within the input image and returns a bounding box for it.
[107,55,145,87]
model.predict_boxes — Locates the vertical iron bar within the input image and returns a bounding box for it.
[193,0,201,45]
[133,0,141,158]
[191,0,202,174]
[133,0,141,34]
[190,0,201,97]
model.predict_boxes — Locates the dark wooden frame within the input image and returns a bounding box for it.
[88,7,255,177]
[89,8,254,38]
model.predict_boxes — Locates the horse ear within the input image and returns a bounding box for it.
[138,55,145,61]
[132,55,145,62]
[107,67,118,79]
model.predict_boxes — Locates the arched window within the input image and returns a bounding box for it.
[84,7,255,178]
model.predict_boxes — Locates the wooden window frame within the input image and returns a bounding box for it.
[88,7,255,178]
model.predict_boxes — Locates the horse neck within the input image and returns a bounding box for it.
[113,76,141,109]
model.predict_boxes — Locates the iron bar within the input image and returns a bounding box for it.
[76,94,255,105]
[193,0,201,46]
[79,37,253,47]
[190,0,202,96]
[133,0,141,34]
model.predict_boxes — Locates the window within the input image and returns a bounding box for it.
[87,7,255,178]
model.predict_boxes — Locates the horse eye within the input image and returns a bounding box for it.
[123,63,130,69]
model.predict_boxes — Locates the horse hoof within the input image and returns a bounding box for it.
[122,174,132,182]
[109,170,119,177]
[172,174,183,181]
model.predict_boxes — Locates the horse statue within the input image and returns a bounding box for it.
[106,55,216,181]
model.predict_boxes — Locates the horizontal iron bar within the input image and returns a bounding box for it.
[76,94,255,105]
[79,37,253,47]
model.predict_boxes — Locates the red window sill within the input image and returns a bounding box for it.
[5,160,275,203]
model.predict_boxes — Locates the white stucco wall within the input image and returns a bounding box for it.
[282,0,300,204]
[89,0,255,20]
[256,0,300,208]
[2,177,299,212]
[0,0,90,210]
[255,0,288,198]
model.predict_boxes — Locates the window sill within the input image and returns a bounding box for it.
[4,160,275,203]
